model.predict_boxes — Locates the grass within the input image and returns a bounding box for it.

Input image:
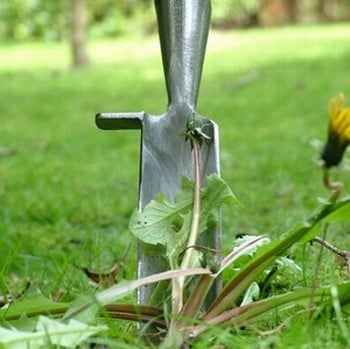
[1,23,350,347]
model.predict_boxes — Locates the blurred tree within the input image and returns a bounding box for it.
[87,0,154,37]
[211,0,260,28]
[0,0,68,41]
[70,0,89,68]
[0,0,27,40]
[259,0,298,26]
[314,0,350,21]
[30,1,68,41]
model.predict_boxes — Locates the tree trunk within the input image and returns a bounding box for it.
[70,0,89,68]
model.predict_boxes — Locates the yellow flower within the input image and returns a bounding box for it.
[321,93,350,168]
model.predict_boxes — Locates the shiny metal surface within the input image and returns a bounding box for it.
[96,0,220,305]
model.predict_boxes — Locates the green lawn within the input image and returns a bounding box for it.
[1,24,350,347]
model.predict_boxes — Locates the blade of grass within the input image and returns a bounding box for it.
[205,197,350,319]
[104,304,166,329]
[181,235,267,320]
[330,285,350,346]
[188,282,350,338]
[65,267,211,321]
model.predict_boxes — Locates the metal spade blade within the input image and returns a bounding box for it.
[96,0,220,306]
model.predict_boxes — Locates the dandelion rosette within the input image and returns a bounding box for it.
[321,93,350,168]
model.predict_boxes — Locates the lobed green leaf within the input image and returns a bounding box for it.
[129,174,237,262]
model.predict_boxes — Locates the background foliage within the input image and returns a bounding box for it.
[1,0,350,41]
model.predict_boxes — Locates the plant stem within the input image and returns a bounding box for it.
[323,168,343,201]
[316,169,350,273]
[308,223,328,317]
[313,237,350,274]
[181,140,202,272]
[172,140,202,315]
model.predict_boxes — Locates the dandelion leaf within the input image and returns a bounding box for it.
[129,174,237,261]
[0,316,105,349]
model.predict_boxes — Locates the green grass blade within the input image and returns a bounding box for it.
[0,294,69,322]
[205,197,350,318]
[190,282,350,338]
[65,268,211,321]
[204,224,311,318]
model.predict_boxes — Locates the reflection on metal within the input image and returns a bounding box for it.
[96,0,221,305]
